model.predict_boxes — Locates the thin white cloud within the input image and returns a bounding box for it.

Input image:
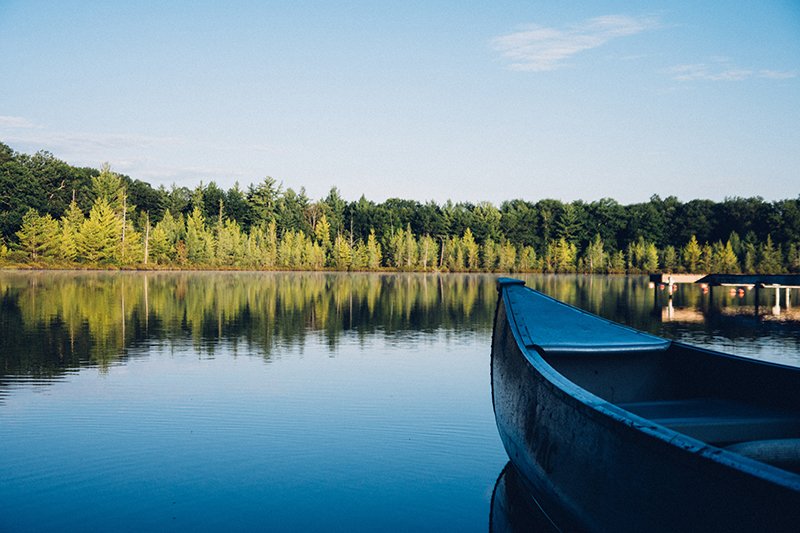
[1,130,185,155]
[758,69,797,80]
[0,115,36,128]
[491,15,658,72]
[666,62,796,82]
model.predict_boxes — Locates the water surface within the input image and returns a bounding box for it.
[1,272,798,531]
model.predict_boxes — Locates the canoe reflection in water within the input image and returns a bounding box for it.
[490,462,561,533]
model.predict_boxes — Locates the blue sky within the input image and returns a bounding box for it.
[1,1,798,204]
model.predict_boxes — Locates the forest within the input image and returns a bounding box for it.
[1,142,799,274]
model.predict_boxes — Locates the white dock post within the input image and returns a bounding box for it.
[773,286,781,316]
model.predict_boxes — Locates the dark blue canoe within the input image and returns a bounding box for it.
[492,278,800,532]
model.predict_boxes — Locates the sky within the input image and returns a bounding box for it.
[1,1,798,205]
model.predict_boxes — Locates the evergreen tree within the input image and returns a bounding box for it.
[79,198,120,263]
[683,235,702,273]
[609,250,626,273]
[332,234,353,270]
[711,240,739,273]
[661,245,678,273]
[92,163,125,210]
[418,234,438,270]
[442,237,463,271]
[584,234,607,273]
[552,237,577,273]
[758,235,783,274]
[216,218,245,265]
[185,207,212,264]
[461,228,480,270]
[365,230,382,270]
[643,242,659,273]
[482,239,498,271]
[15,209,60,261]
[148,224,171,264]
[497,240,517,272]
[314,214,333,254]
[787,243,800,273]
[700,243,713,273]
[519,246,538,272]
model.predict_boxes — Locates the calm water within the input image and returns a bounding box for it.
[1,271,798,531]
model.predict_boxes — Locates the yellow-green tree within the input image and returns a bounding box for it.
[482,239,498,271]
[332,233,353,270]
[683,235,702,273]
[148,223,171,264]
[79,198,121,263]
[16,208,60,261]
[497,240,517,272]
[185,207,213,264]
[365,229,382,270]
[461,228,479,270]
[643,242,659,272]
[418,234,438,270]
[59,200,84,261]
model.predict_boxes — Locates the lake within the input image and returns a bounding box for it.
[1,271,798,531]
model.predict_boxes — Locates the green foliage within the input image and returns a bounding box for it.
[3,144,800,274]
[462,228,480,270]
[79,198,121,263]
[758,235,783,274]
[643,242,659,273]
[661,245,678,273]
[365,230,382,270]
[683,235,702,273]
[482,239,498,271]
[584,235,607,274]
[16,209,60,261]
[418,234,438,270]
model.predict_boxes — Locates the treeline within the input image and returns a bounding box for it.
[1,142,799,273]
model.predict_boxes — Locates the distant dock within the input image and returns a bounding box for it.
[649,273,800,288]
[695,274,800,288]
[650,273,800,318]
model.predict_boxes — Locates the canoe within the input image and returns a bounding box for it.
[491,278,800,532]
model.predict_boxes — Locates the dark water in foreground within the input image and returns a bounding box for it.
[1,272,798,531]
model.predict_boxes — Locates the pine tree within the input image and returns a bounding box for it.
[758,235,783,274]
[443,237,463,271]
[643,242,659,273]
[59,222,78,261]
[482,239,498,271]
[519,246,538,272]
[609,250,626,274]
[700,243,713,273]
[497,240,517,272]
[402,224,418,269]
[314,214,332,253]
[554,237,577,273]
[148,224,171,264]
[332,233,353,270]
[683,235,702,273]
[78,198,121,263]
[15,209,60,261]
[787,243,800,273]
[584,234,607,273]
[418,234,438,270]
[365,229,382,270]
[461,228,480,271]
[661,245,678,273]
[185,207,212,264]
[216,218,245,266]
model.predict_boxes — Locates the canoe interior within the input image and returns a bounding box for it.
[543,344,800,450]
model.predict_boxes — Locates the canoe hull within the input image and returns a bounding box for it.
[491,285,800,531]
